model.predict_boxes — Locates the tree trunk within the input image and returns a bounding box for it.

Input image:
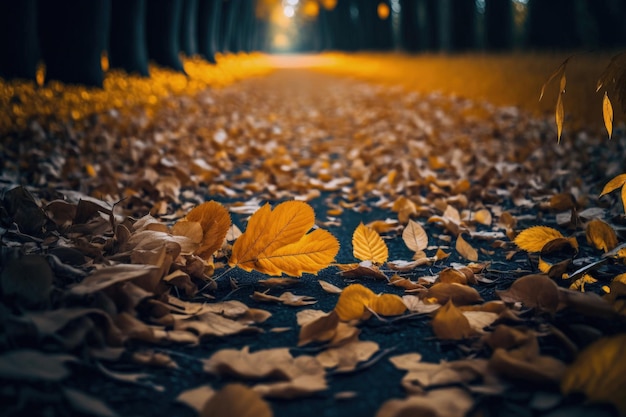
[197,0,220,63]
[38,0,111,87]
[109,0,149,76]
[0,0,39,81]
[525,0,583,49]
[146,0,185,71]
[449,0,476,51]
[179,0,198,56]
[484,0,513,50]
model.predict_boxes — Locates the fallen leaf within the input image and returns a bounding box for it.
[319,280,343,294]
[402,295,441,314]
[177,385,215,413]
[334,283,405,321]
[432,300,477,340]
[63,388,119,417]
[402,220,428,252]
[0,350,78,381]
[252,290,317,306]
[514,226,564,252]
[375,387,473,417]
[497,274,559,314]
[474,209,492,226]
[316,340,379,372]
[489,347,566,385]
[456,234,478,261]
[337,261,388,280]
[585,218,618,252]
[352,222,388,264]
[426,282,483,306]
[202,384,272,417]
[0,255,53,307]
[70,264,162,295]
[229,201,339,276]
[180,201,231,259]
[561,334,626,415]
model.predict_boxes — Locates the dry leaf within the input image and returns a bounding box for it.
[319,280,343,294]
[432,300,477,340]
[337,261,388,280]
[297,310,340,346]
[70,264,161,295]
[497,274,559,314]
[375,387,473,417]
[426,282,483,306]
[402,220,428,252]
[0,255,53,307]
[556,88,564,142]
[252,290,317,306]
[352,222,388,264]
[514,226,565,252]
[402,295,441,314]
[456,234,478,261]
[489,347,566,385]
[474,209,492,226]
[561,334,626,415]
[600,173,626,198]
[177,385,215,413]
[63,388,119,417]
[0,349,78,381]
[229,201,339,276]
[202,384,272,417]
[316,340,379,372]
[586,218,618,252]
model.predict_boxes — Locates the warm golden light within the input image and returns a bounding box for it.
[377,2,390,20]
[302,0,320,18]
[273,33,290,48]
[320,0,337,10]
[100,52,109,72]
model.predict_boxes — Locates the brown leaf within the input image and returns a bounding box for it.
[456,234,478,261]
[63,388,119,417]
[375,387,473,417]
[316,340,379,372]
[252,290,317,306]
[489,347,566,385]
[176,385,215,413]
[202,384,272,417]
[337,261,388,280]
[70,264,162,295]
[432,300,477,340]
[0,350,78,381]
[402,220,428,252]
[0,255,53,307]
[319,280,343,294]
[497,274,559,314]
[426,282,483,306]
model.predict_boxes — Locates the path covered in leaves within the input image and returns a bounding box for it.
[1,57,626,417]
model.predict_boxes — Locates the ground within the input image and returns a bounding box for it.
[1,54,626,417]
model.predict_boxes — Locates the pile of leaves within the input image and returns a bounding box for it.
[1,54,626,417]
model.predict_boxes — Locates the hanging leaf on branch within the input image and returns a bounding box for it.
[229,201,339,277]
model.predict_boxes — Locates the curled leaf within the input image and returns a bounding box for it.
[586,219,618,253]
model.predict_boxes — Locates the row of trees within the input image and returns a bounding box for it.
[1,0,625,87]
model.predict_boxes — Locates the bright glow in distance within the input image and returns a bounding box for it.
[283,5,295,17]
[286,0,299,5]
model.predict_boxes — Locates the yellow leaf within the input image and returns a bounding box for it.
[586,218,618,252]
[556,92,564,143]
[432,300,476,340]
[562,334,626,415]
[180,201,231,259]
[229,201,338,276]
[602,92,614,139]
[334,284,375,321]
[514,226,564,252]
[352,223,388,264]
[254,229,339,277]
[474,209,492,226]
[456,234,478,261]
[402,220,428,253]
[599,173,626,197]
[369,294,407,317]
[334,284,405,321]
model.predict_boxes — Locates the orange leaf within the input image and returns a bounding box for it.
[352,223,388,264]
[432,300,476,340]
[474,209,492,226]
[497,274,559,314]
[180,201,231,259]
[369,294,407,317]
[586,218,618,252]
[334,284,375,321]
[603,92,613,139]
[600,173,626,197]
[229,201,339,277]
[514,226,564,252]
[402,220,428,253]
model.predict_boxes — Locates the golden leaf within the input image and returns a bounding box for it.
[474,209,492,226]
[514,226,564,252]
[202,384,272,417]
[600,173,626,197]
[402,220,428,253]
[229,201,339,277]
[334,284,405,321]
[562,334,626,415]
[432,300,476,340]
[179,201,231,259]
[603,92,613,139]
[352,223,388,264]
[586,218,618,252]
[456,234,478,261]
[555,92,564,143]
